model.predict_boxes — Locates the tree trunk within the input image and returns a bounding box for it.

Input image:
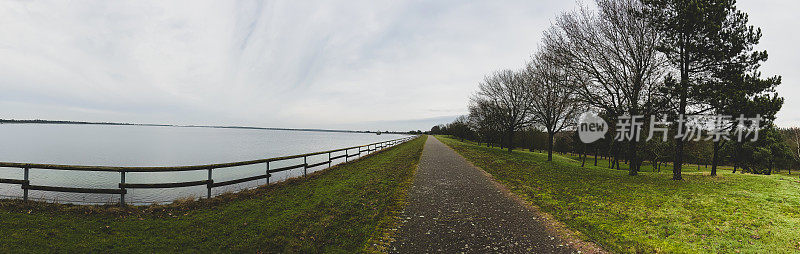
[767,160,773,175]
[607,142,615,168]
[507,130,514,152]
[628,139,638,176]
[547,132,554,161]
[674,135,684,180]
[711,141,720,176]
[581,143,587,167]
[614,145,620,170]
[529,138,534,152]
[672,40,690,181]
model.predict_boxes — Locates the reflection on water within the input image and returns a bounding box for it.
[0,124,407,205]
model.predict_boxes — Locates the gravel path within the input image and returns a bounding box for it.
[390,137,577,253]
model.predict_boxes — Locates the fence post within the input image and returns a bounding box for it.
[328,152,331,168]
[266,161,270,185]
[23,168,29,202]
[120,171,126,206]
[303,156,307,177]
[207,169,212,199]
[345,149,348,162]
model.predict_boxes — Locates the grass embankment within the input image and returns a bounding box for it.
[436,135,800,253]
[0,136,427,253]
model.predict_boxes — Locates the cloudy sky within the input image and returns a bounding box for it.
[1,0,796,131]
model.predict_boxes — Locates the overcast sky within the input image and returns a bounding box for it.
[1,0,796,131]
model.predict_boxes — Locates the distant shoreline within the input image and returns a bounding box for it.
[0,119,405,134]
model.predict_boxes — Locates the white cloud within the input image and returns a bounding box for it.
[0,0,796,130]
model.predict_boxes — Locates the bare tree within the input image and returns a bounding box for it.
[525,51,581,161]
[541,0,668,175]
[448,115,473,141]
[471,69,534,152]
[468,98,502,147]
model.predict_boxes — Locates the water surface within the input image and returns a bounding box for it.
[0,124,407,204]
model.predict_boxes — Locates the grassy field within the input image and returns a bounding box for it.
[436,135,800,253]
[0,136,426,253]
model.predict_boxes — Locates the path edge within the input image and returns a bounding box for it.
[434,136,608,254]
[365,135,428,253]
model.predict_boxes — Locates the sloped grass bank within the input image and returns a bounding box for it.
[436,135,800,253]
[0,136,426,253]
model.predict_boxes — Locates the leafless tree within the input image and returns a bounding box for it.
[470,69,534,152]
[525,50,581,161]
[541,0,668,175]
[468,98,501,147]
[447,115,473,141]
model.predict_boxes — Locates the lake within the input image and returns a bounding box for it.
[0,124,408,205]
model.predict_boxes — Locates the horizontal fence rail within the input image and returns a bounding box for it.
[0,135,418,205]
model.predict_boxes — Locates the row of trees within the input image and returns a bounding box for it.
[434,0,786,180]
[432,121,799,175]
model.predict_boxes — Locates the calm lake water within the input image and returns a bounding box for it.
[0,124,408,205]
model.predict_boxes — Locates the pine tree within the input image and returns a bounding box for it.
[642,0,782,180]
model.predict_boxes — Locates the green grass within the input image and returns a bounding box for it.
[0,136,427,253]
[436,135,800,253]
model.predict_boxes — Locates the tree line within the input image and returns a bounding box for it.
[430,0,793,179]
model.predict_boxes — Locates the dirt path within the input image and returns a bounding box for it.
[390,137,578,253]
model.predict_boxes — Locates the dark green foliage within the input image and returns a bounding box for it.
[734,127,794,174]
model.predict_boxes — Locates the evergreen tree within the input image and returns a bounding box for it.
[642,0,782,180]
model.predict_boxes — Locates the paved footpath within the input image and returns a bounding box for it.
[390,137,576,253]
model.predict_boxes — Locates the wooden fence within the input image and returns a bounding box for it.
[0,135,418,205]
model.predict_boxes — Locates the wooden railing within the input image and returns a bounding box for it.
[0,135,418,205]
